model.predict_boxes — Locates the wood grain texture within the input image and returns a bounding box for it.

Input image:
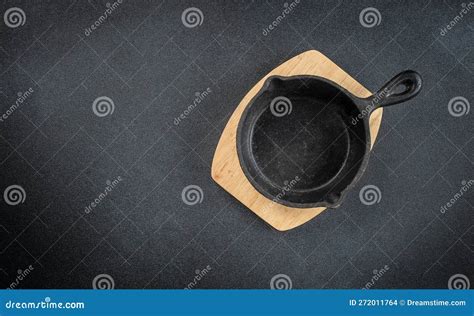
[211,50,383,231]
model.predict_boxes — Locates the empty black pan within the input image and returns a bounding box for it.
[237,70,422,208]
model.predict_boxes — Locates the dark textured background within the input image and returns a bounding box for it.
[0,0,472,289]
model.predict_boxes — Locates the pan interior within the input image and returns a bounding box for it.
[251,96,350,192]
[238,76,368,207]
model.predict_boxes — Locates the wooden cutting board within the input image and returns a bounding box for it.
[211,50,383,231]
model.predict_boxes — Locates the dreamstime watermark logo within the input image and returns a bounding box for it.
[274,176,300,202]
[448,96,470,117]
[351,88,389,125]
[4,7,26,28]
[181,185,203,206]
[0,88,34,123]
[270,96,292,117]
[440,179,473,214]
[92,96,115,117]
[270,274,292,290]
[448,274,470,289]
[5,297,85,309]
[92,274,115,289]
[359,185,381,205]
[261,175,301,212]
[440,2,474,36]
[3,185,26,206]
[361,265,390,290]
[359,7,381,28]
[262,0,300,36]
[7,265,34,289]
[181,7,203,28]
[84,0,124,36]
[174,88,212,126]
[84,176,123,214]
[184,265,212,289]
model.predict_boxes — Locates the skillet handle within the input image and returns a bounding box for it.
[364,70,422,112]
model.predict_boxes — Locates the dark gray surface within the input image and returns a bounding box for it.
[0,0,472,289]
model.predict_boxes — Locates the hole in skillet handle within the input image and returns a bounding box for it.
[357,70,423,114]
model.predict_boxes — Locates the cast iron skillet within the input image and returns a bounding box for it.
[237,71,422,208]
